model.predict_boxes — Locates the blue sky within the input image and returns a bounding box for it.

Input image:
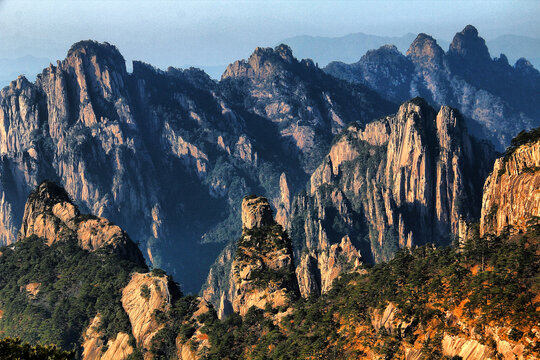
[0,0,538,69]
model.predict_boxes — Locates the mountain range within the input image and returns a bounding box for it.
[0,23,538,359]
[281,32,540,70]
[325,25,540,150]
[0,123,538,357]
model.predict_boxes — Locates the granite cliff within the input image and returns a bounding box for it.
[480,128,540,236]
[325,25,540,150]
[0,41,394,293]
[203,196,299,318]
[288,98,495,296]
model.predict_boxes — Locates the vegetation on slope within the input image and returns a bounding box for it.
[0,236,146,355]
[194,224,539,359]
[0,337,74,359]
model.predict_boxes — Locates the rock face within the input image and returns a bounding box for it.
[82,316,133,360]
[0,40,394,293]
[203,196,299,317]
[325,25,540,150]
[121,272,172,353]
[222,44,395,174]
[289,98,495,296]
[18,181,145,266]
[480,129,540,236]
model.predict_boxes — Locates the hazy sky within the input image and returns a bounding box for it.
[0,0,539,69]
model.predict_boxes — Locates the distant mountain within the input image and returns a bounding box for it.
[488,34,540,70]
[325,25,540,150]
[280,32,437,66]
[280,31,540,72]
[0,41,394,294]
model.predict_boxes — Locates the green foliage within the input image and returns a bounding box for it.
[150,268,167,277]
[0,236,145,353]
[503,127,540,163]
[195,226,539,359]
[140,284,151,300]
[0,337,74,360]
[149,295,201,359]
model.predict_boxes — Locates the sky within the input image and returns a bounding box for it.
[0,0,539,71]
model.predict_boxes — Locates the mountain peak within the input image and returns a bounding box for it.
[241,196,274,230]
[222,44,299,80]
[274,43,295,63]
[406,33,445,68]
[66,40,126,72]
[26,180,75,216]
[461,24,479,37]
[448,25,491,64]
[18,182,146,267]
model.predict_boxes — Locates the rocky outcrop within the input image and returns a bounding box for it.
[175,299,212,360]
[325,25,540,150]
[121,272,172,352]
[480,129,540,236]
[203,196,299,317]
[296,235,364,296]
[290,98,495,296]
[201,241,237,319]
[17,181,145,266]
[82,316,133,360]
[0,40,395,294]
[231,196,299,316]
[222,44,395,173]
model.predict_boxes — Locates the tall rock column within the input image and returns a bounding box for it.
[230,196,299,316]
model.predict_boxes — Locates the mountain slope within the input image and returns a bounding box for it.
[0,41,395,293]
[0,182,148,355]
[480,127,540,236]
[325,25,540,150]
[194,132,539,359]
[287,98,495,296]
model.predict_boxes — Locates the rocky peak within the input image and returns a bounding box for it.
[406,33,445,70]
[228,196,299,316]
[364,44,403,61]
[222,44,298,80]
[289,97,495,296]
[275,43,295,63]
[66,40,127,75]
[448,25,491,65]
[241,196,274,230]
[18,181,146,267]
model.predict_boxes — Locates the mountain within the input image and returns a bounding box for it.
[203,97,496,305]
[325,25,540,151]
[480,128,540,236]
[0,181,149,355]
[287,98,495,296]
[196,127,538,360]
[0,181,222,359]
[0,41,395,293]
[488,34,540,71]
[2,129,539,359]
[280,32,431,67]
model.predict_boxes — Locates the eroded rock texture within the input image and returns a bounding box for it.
[480,129,540,236]
[326,25,540,150]
[203,196,299,318]
[289,98,495,296]
[0,41,394,292]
